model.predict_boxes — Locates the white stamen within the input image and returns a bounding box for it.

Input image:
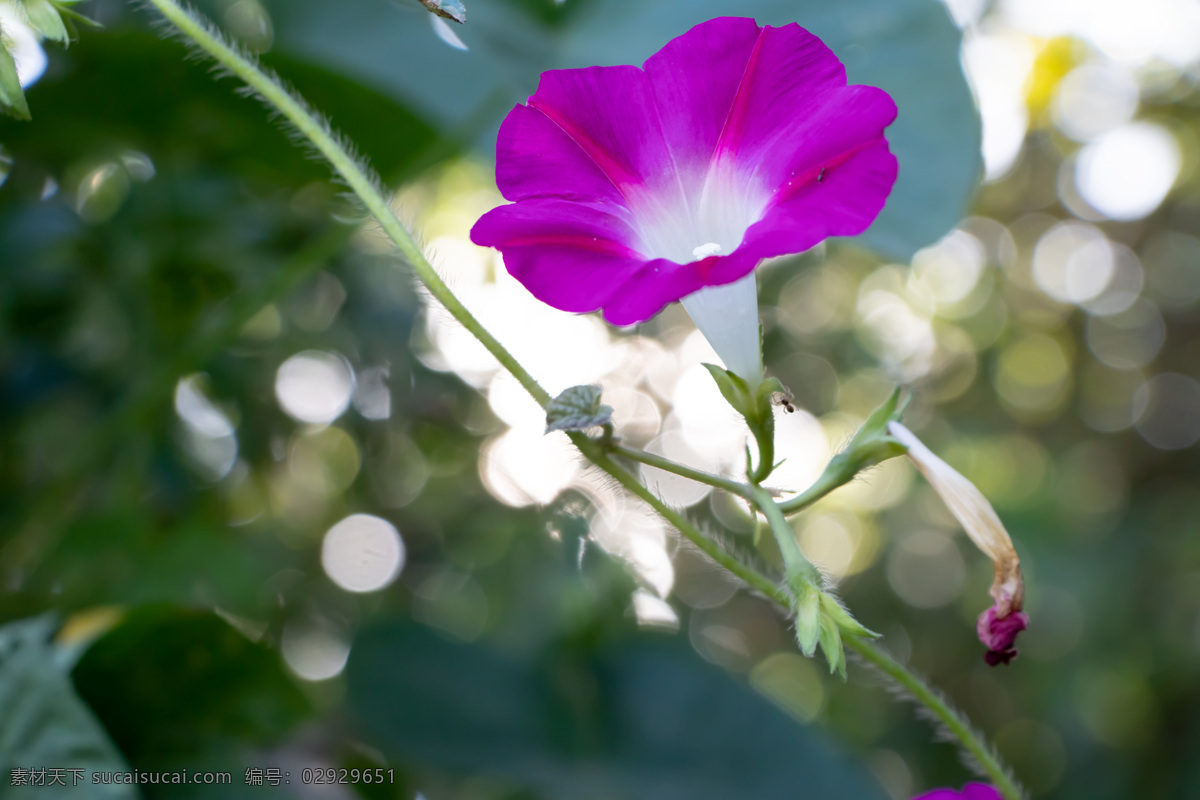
[681,272,763,387]
[692,242,723,259]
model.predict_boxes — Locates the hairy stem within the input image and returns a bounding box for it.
[845,637,1025,800]
[141,3,1023,796]
[611,445,753,498]
[574,436,779,596]
[749,486,820,589]
[142,0,552,409]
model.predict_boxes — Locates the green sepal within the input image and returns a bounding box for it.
[545,385,613,434]
[702,363,751,416]
[847,386,907,454]
[22,0,69,43]
[703,364,778,482]
[820,593,880,640]
[817,614,846,679]
[825,386,909,477]
[794,582,821,658]
[52,3,104,32]
[0,41,30,121]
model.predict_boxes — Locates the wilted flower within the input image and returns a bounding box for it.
[912,784,1003,800]
[888,422,1028,665]
[472,16,897,385]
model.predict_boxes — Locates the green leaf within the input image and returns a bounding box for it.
[416,0,466,23]
[346,622,892,799]
[0,40,30,120]
[0,616,137,799]
[72,606,311,765]
[22,0,70,43]
[545,384,613,433]
[0,31,438,184]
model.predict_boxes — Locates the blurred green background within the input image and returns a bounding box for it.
[2,0,1199,798]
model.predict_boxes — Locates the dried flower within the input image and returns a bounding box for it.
[888,422,1028,665]
[472,17,897,384]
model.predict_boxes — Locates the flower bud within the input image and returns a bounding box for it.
[795,582,821,658]
[888,422,1027,666]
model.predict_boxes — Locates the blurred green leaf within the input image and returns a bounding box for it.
[21,0,70,44]
[72,607,311,766]
[0,30,439,185]
[0,39,30,121]
[0,616,137,799]
[346,622,891,800]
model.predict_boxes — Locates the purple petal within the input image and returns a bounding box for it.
[602,255,730,327]
[977,605,1029,666]
[721,137,899,279]
[515,64,684,209]
[642,17,766,191]
[708,25,895,185]
[471,198,648,314]
[494,104,627,205]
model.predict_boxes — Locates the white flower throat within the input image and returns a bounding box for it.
[631,168,768,386]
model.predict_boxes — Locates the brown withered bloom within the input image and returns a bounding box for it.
[888,422,1028,665]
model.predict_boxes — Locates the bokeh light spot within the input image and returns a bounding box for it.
[281,620,350,682]
[749,653,825,723]
[1075,123,1181,221]
[886,530,966,609]
[994,333,1072,418]
[1133,373,1200,450]
[321,513,405,593]
[1086,299,1165,369]
[275,350,354,425]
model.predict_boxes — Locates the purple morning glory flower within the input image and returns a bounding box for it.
[912,784,1004,800]
[472,17,898,384]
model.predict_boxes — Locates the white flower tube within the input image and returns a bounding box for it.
[681,271,763,387]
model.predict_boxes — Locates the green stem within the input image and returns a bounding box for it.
[749,486,819,589]
[611,444,752,498]
[776,451,859,515]
[844,636,1025,800]
[573,436,775,595]
[751,425,774,485]
[141,4,1024,795]
[143,0,552,409]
